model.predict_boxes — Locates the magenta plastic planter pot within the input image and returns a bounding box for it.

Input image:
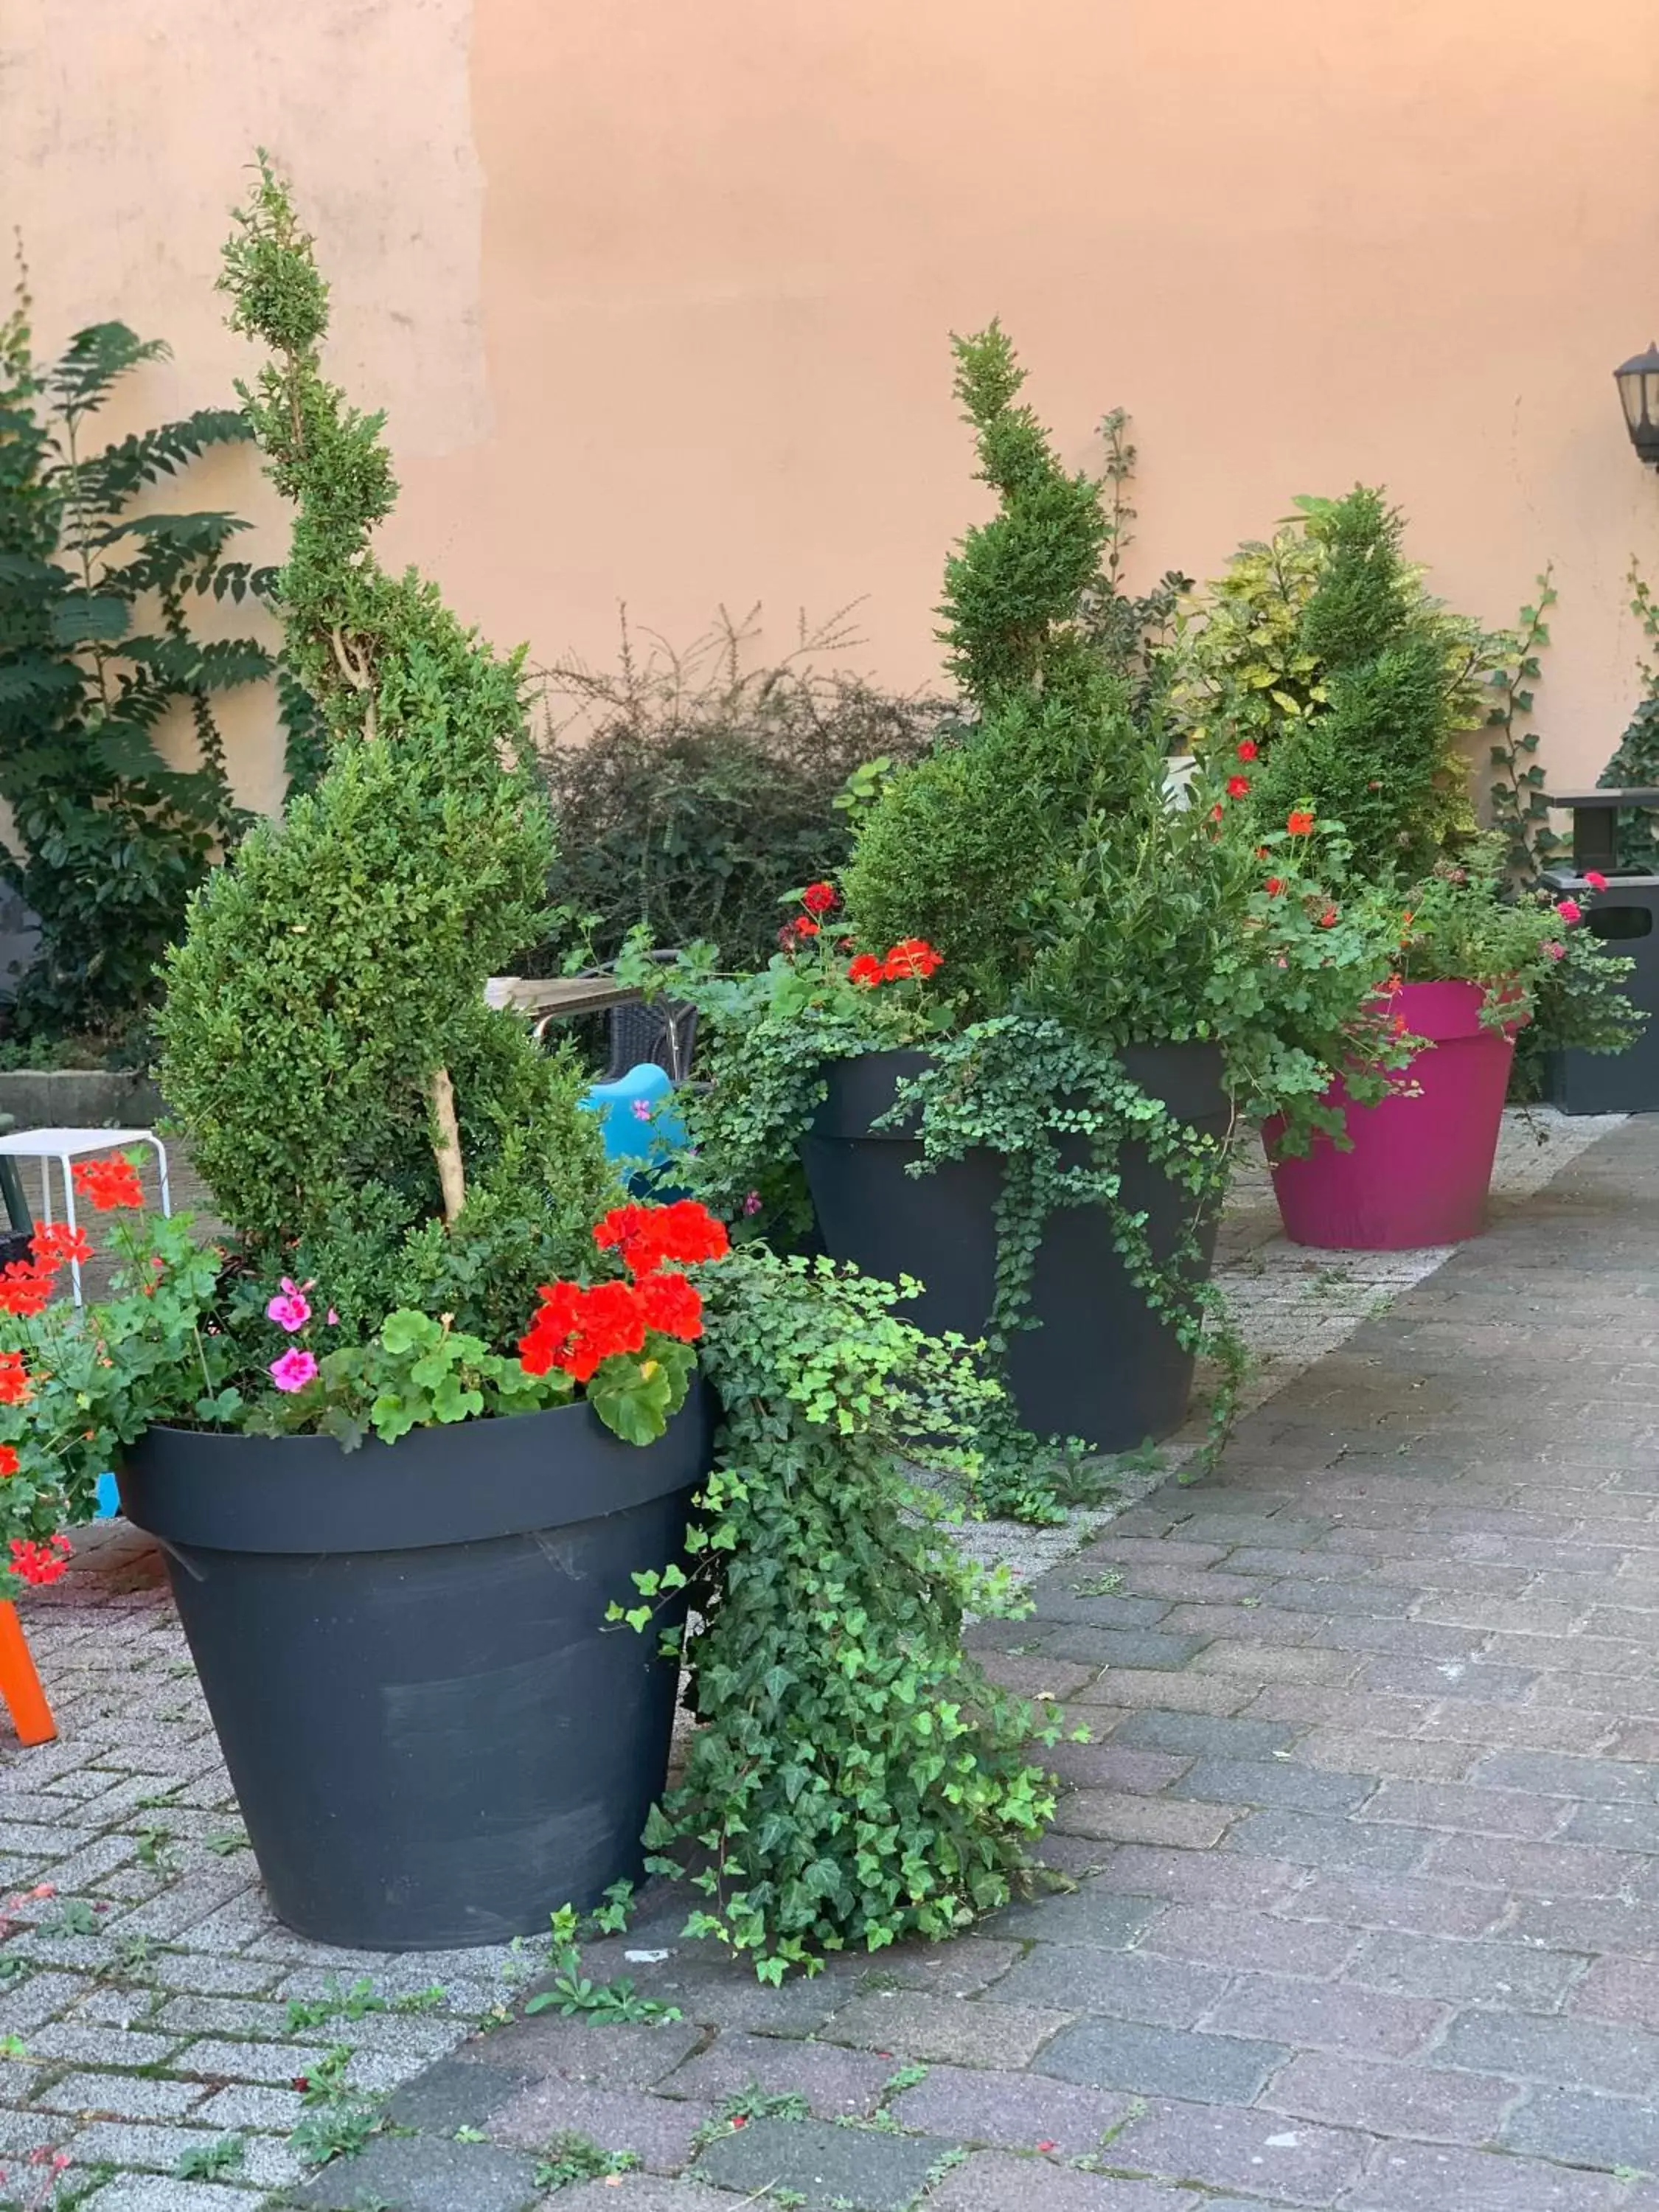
[1265,980,1515,1252]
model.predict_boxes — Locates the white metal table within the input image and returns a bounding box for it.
[0,1128,171,1306]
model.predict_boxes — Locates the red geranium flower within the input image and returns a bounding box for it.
[882,938,945,981]
[847,953,885,987]
[1286,810,1316,836]
[1264,877,1285,896]
[9,1535,71,1587]
[1226,775,1251,799]
[30,1223,91,1268]
[0,1354,31,1408]
[634,1269,703,1343]
[594,1199,728,1277]
[71,1158,145,1211]
[1236,739,1259,762]
[801,881,838,914]
[0,1265,52,1319]
[0,1446,18,1478]
[520,1279,647,1385]
[1318,908,1339,928]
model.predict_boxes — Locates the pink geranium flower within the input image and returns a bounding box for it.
[270,1348,319,1394]
[1541,939,1566,961]
[1585,870,1609,891]
[266,1290,310,1332]
[1555,898,1583,925]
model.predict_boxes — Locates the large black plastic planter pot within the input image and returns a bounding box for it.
[117,1384,711,1951]
[801,1047,1228,1453]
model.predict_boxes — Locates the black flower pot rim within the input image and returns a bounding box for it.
[119,1380,710,1557]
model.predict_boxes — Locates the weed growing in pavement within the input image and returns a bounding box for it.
[526,1896,682,2025]
[173,2137,244,2180]
[532,2133,640,2188]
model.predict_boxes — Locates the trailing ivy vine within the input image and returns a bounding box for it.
[1486,569,1561,885]
[645,1245,1073,1980]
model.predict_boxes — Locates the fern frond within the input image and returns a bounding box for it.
[205,559,282,604]
[47,323,167,425]
[66,411,251,526]
[122,633,274,690]
[49,592,130,647]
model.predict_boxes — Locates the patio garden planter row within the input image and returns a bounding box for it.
[1266,979,1514,1251]
[801,1043,1230,1451]
[119,1385,711,1950]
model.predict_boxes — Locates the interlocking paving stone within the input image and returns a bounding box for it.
[383,2054,538,2134]
[986,1944,1228,2025]
[924,2152,1201,2209]
[1346,1930,1587,2010]
[286,2133,543,2211]
[549,2185,723,2211]
[1112,1711,1297,1759]
[1568,1952,1659,2028]
[1279,1871,1505,1938]
[1106,2096,1370,2205]
[1039,1628,1213,1670]
[1203,1973,1447,2059]
[1046,1742,1195,1792]
[1422,1832,1644,1896]
[658,2030,892,2117]
[36,2071,206,2121]
[488,2077,717,2168]
[1261,2050,1519,2144]
[453,2016,703,2086]
[822,1991,1072,2069]
[1430,2006,1659,2097]
[1354,1778,1569,1837]
[886,2063,1135,2156]
[1051,1790,1242,1848]
[1347,2140,1632,2211]
[1224,1808,1432,1873]
[1035,2018,1287,2103]
[1139,1905,1359,1978]
[1500,2084,1659,2172]
[1173,1758,1376,1813]
[1065,1669,1250,1713]
[78,2180,260,2212]
[1089,1844,1305,1911]
[692,2115,952,2208]
[983,1891,1156,1947]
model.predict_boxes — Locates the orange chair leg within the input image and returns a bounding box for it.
[0,1601,55,1747]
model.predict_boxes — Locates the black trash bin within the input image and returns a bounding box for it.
[1544,790,1659,1114]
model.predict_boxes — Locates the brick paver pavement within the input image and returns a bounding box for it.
[2,1112,1657,2210]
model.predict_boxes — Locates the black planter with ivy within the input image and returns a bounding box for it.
[802,1043,1229,1452]
[662,325,1408,1507]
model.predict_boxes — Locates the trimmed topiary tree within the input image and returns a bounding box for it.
[1190,489,1484,881]
[841,324,1144,1012]
[156,157,611,1338]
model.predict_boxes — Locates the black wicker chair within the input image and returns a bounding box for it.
[532,953,699,1083]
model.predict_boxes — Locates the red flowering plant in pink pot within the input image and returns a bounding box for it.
[1265,837,1641,1249]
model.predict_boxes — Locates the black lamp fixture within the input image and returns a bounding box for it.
[1616,342,1659,465]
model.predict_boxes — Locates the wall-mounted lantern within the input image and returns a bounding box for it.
[1616,343,1659,465]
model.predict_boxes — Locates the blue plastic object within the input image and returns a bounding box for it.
[94,1471,120,1520]
[580,1063,689,1196]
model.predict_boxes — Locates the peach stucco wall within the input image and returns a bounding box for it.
[8,0,1659,815]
